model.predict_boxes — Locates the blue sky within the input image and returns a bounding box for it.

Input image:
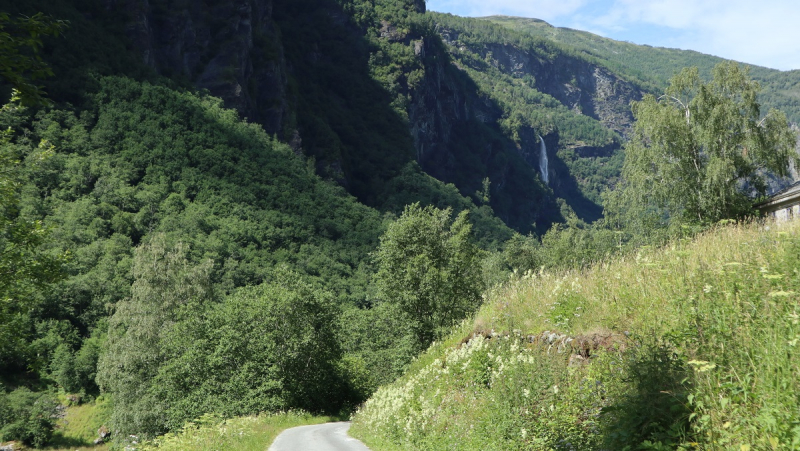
[426,0,800,71]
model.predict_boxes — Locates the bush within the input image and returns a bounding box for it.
[51,333,102,395]
[0,387,60,447]
[374,203,484,349]
[147,274,345,432]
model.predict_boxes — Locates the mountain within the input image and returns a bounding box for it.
[2,0,799,445]
[481,15,800,125]
[16,0,649,232]
[13,3,797,233]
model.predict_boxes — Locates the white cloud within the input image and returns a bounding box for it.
[587,0,800,70]
[427,0,800,69]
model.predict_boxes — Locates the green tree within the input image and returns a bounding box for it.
[607,62,797,234]
[0,387,60,447]
[0,12,67,106]
[152,275,344,430]
[96,235,215,438]
[374,203,483,348]
[0,123,64,369]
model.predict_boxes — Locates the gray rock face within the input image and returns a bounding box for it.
[110,0,288,134]
[407,36,508,179]
[443,37,642,137]
[418,23,643,167]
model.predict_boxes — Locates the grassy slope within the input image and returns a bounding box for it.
[42,400,330,451]
[351,219,800,449]
[45,397,112,451]
[137,412,332,451]
[482,16,800,125]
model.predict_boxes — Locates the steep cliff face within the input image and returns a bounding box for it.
[403,34,563,231]
[102,0,623,231]
[109,0,288,134]
[438,29,642,137]
[409,37,499,179]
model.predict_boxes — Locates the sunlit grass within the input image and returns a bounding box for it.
[138,411,332,451]
[353,218,800,449]
[478,219,796,337]
[46,396,112,451]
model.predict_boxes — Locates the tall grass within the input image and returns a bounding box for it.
[46,396,112,451]
[352,219,800,449]
[137,412,331,451]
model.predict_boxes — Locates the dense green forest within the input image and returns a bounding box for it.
[0,0,524,445]
[1,0,798,448]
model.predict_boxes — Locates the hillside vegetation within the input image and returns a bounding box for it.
[352,218,800,449]
[1,0,799,448]
[482,15,800,125]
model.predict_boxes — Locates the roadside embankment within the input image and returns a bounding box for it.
[351,219,800,450]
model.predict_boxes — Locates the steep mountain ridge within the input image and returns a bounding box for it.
[105,0,289,134]
[482,15,800,124]
[436,22,641,136]
[104,0,638,230]
[9,1,793,233]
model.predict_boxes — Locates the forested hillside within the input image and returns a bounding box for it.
[0,0,514,444]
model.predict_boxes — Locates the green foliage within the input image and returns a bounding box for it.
[374,203,484,348]
[608,62,797,235]
[338,302,418,399]
[378,163,514,249]
[556,147,624,206]
[50,330,103,396]
[0,387,60,447]
[97,235,343,439]
[2,72,386,371]
[0,104,65,371]
[496,206,628,276]
[355,219,800,449]
[152,277,343,430]
[96,235,216,438]
[0,12,67,106]
[352,332,607,450]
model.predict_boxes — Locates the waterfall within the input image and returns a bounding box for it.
[538,134,549,185]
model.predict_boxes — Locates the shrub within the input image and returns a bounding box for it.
[0,387,60,447]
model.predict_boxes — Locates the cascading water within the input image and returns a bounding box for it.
[538,134,549,185]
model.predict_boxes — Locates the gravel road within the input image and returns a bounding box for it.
[268,421,371,451]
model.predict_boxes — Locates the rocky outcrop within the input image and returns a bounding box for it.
[408,37,502,180]
[404,33,563,232]
[449,38,642,137]
[108,0,288,134]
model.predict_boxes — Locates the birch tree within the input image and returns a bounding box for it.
[607,62,797,234]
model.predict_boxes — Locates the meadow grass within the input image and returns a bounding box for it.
[352,219,800,450]
[137,411,332,451]
[45,396,112,451]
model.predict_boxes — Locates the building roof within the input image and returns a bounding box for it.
[755,181,800,211]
